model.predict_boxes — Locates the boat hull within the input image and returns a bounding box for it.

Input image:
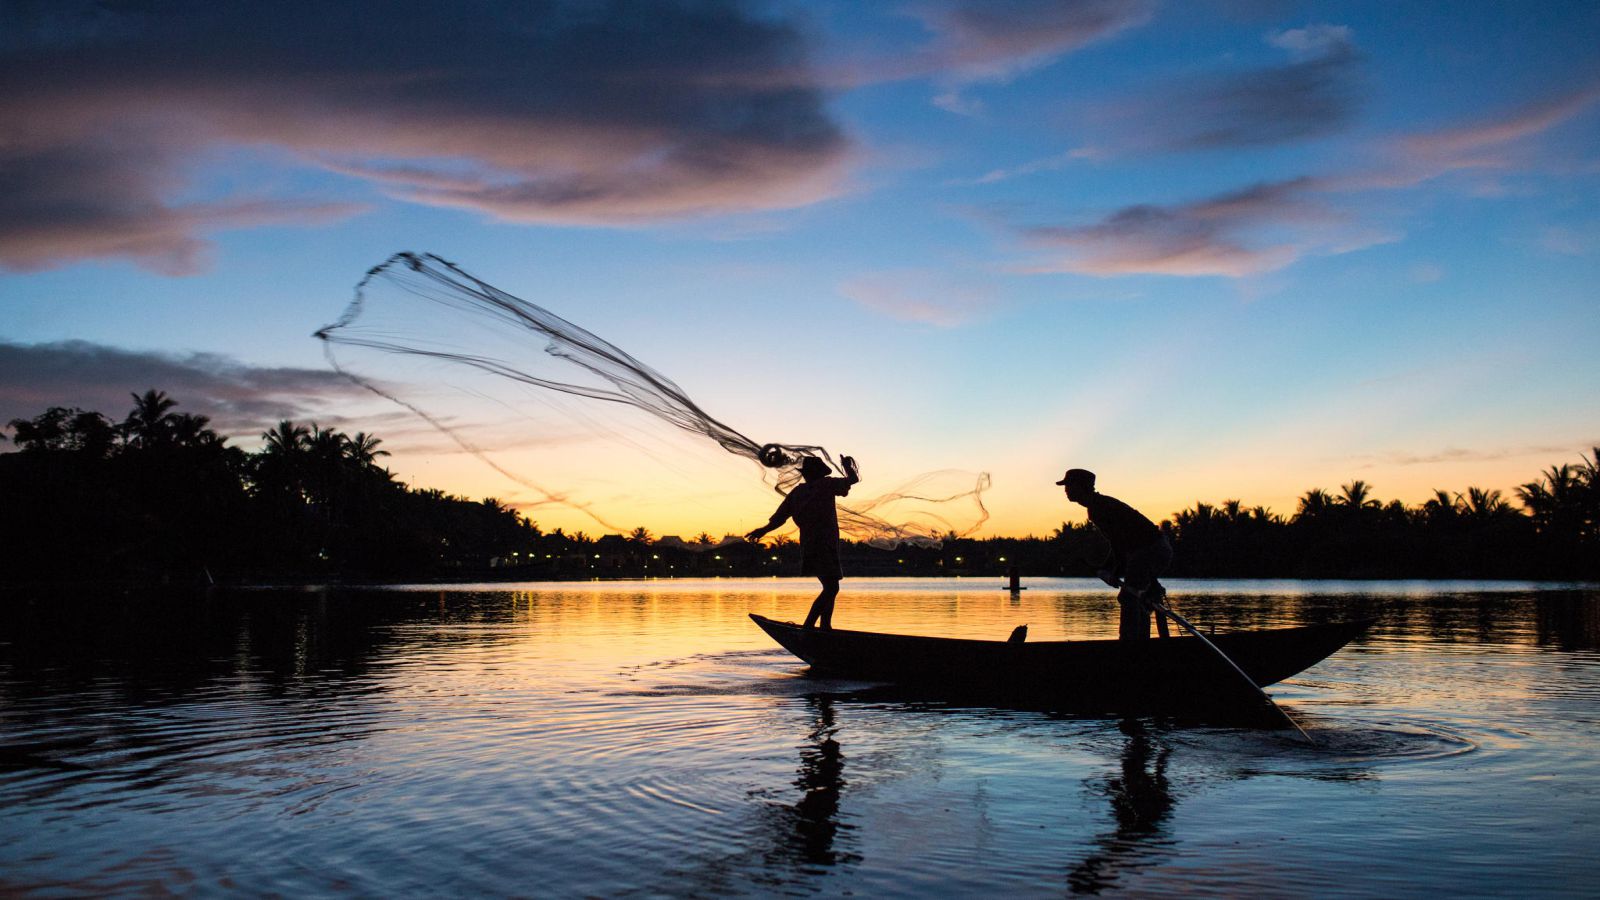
[749,614,1373,712]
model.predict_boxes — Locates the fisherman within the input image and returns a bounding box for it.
[1058,468,1172,640]
[747,454,860,629]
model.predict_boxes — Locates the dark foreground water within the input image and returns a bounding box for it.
[2,579,1597,897]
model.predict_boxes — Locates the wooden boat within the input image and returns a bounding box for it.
[749,614,1374,713]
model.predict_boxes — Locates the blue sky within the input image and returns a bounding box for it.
[2,0,1597,537]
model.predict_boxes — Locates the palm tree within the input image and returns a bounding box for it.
[1462,487,1515,521]
[123,389,178,448]
[1221,499,1245,527]
[346,432,389,468]
[1339,480,1381,511]
[262,420,310,457]
[255,420,311,501]
[1295,488,1333,521]
[167,412,218,448]
[629,526,654,545]
[1517,466,1574,533]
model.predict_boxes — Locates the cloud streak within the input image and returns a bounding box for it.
[908,0,1154,84]
[1022,176,1363,277]
[1103,23,1362,152]
[1017,79,1600,278]
[1355,442,1599,468]
[1399,84,1600,162]
[838,270,997,326]
[807,0,1151,103]
[0,340,367,436]
[0,0,851,273]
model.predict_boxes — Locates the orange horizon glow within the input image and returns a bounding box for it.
[378,438,1589,540]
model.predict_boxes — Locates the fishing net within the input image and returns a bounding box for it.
[316,252,988,547]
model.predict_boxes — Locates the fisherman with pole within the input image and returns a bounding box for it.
[1059,467,1315,741]
[1058,468,1172,640]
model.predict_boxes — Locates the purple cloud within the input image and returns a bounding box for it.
[1022,177,1360,277]
[0,0,850,273]
[0,340,368,437]
[808,0,1151,101]
[1016,80,1599,278]
[912,0,1154,83]
[1103,24,1361,152]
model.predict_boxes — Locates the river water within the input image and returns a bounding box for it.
[2,579,1596,897]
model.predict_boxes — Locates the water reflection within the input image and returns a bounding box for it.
[766,695,858,872]
[1066,718,1176,895]
[1,582,1596,897]
[1536,592,1600,650]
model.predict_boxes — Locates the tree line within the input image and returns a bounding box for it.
[3,392,1596,584]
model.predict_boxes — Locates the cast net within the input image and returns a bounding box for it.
[316,252,988,546]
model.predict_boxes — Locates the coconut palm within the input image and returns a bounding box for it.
[167,412,219,448]
[255,420,311,500]
[1517,465,1576,533]
[262,420,310,457]
[346,432,389,468]
[1462,487,1515,521]
[1221,499,1245,526]
[1339,480,1381,511]
[122,389,178,448]
[1295,488,1334,521]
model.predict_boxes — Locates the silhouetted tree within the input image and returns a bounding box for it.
[4,393,1597,584]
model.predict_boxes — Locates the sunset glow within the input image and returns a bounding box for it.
[3,1,1596,538]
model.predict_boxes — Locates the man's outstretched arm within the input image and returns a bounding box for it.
[745,496,794,542]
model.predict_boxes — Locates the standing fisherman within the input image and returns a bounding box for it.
[747,455,860,629]
[1058,468,1172,640]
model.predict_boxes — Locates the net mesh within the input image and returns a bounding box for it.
[316,252,989,546]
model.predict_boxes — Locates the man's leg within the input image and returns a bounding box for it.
[1117,585,1149,641]
[1122,539,1173,639]
[1148,580,1171,638]
[804,577,841,629]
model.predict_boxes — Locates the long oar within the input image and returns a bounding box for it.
[1107,570,1318,739]
[1107,576,1315,744]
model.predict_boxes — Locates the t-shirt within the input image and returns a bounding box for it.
[1084,492,1161,554]
[772,476,854,544]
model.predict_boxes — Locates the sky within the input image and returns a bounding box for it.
[2,0,1598,540]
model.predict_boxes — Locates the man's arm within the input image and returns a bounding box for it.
[832,455,860,496]
[745,494,794,542]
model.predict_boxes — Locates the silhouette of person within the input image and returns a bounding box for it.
[1058,468,1172,641]
[747,455,860,629]
[1065,718,1175,893]
[788,696,850,866]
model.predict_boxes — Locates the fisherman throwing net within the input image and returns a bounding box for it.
[316,252,989,547]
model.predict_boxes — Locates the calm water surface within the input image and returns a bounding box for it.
[2,579,1597,897]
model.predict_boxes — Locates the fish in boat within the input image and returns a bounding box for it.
[749,613,1373,712]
